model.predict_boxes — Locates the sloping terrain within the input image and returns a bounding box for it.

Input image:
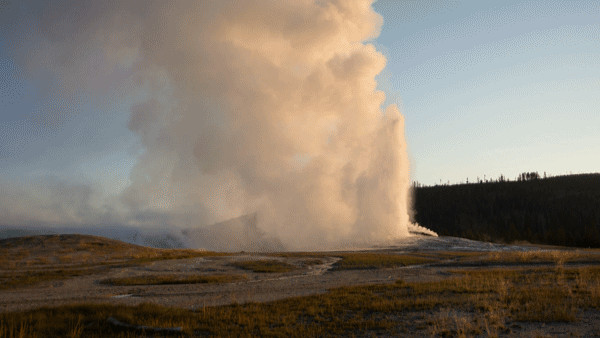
[0,234,219,291]
[0,234,218,269]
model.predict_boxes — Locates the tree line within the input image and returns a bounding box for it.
[412,173,600,247]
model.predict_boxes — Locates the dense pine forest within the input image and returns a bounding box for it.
[412,173,600,247]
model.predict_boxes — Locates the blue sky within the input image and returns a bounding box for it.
[373,0,600,184]
[1,0,599,192]
[0,38,139,196]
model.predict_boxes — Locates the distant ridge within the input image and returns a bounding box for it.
[0,234,155,268]
[0,225,185,249]
[0,233,135,250]
[0,215,287,252]
[0,228,49,240]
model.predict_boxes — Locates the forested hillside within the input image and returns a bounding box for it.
[412,173,600,247]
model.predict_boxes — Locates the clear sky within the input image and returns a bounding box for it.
[373,0,600,185]
[1,0,599,191]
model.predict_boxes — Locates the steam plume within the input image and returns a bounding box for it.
[2,0,416,250]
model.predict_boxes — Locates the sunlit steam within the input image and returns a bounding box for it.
[1,0,430,250]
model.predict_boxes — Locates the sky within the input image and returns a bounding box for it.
[373,0,600,185]
[2,0,598,191]
[0,0,598,240]
[0,0,414,248]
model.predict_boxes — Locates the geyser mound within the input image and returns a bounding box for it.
[2,0,434,250]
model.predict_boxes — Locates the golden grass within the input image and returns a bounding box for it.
[0,234,228,289]
[471,249,600,266]
[0,234,228,270]
[100,274,246,286]
[2,237,600,336]
[230,260,296,273]
[0,267,106,290]
[2,265,600,336]
[0,303,195,338]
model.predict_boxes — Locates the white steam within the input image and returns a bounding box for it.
[1,0,420,250]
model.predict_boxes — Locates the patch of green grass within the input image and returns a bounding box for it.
[420,250,485,260]
[230,260,296,273]
[100,274,246,286]
[332,253,434,270]
[269,253,325,267]
[301,258,324,266]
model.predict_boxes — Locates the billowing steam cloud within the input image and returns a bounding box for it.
[1,0,425,250]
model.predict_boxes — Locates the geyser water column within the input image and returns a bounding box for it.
[3,0,414,250]
[131,0,414,250]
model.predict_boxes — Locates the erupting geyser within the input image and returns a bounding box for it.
[2,0,433,250]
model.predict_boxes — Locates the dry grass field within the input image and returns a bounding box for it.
[1,234,600,336]
[0,235,227,290]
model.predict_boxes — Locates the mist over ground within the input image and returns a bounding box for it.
[0,1,424,250]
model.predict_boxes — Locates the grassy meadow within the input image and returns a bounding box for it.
[2,236,600,336]
[2,263,600,336]
[0,234,228,290]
